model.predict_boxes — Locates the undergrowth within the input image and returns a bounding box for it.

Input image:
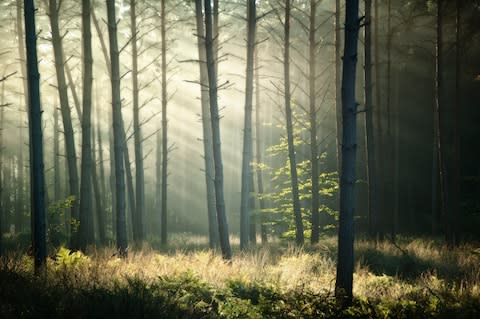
[0,236,479,318]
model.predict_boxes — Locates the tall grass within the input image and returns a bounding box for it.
[0,235,479,318]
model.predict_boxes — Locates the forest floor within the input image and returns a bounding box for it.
[0,234,479,318]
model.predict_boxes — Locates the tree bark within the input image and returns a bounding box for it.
[240,0,256,250]
[335,0,360,306]
[160,0,168,246]
[194,0,218,249]
[25,0,47,272]
[334,0,342,176]
[106,0,127,257]
[204,0,232,260]
[284,0,304,246]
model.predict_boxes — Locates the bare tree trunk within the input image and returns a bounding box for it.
[284,0,304,246]
[334,0,342,176]
[79,0,94,251]
[91,107,106,244]
[335,0,360,306]
[106,0,127,257]
[25,0,47,272]
[309,0,320,245]
[194,0,218,249]
[204,0,232,260]
[47,0,80,249]
[240,0,256,250]
[364,0,377,240]
[254,50,267,244]
[130,0,144,243]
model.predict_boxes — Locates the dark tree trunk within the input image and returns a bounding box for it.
[47,0,80,249]
[240,0,256,250]
[335,0,360,306]
[364,0,377,240]
[24,0,47,272]
[79,0,94,251]
[204,0,232,260]
[194,0,218,249]
[309,0,320,245]
[130,0,144,243]
[106,0,127,257]
[284,0,304,246]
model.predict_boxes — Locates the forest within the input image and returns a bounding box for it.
[0,0,480,317]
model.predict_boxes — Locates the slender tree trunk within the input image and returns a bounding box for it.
[309,0,320,245]
[254,50,268,244]
[25,0,47,272]
[53,106,60,203]
[335,0,360,306]
[434,0,449,246]
[160,0,168,246]
[65,60,82,120]
[91,110,106,244]
[0,73,4,255]
[194,0,218,249]
[96,87,108,241]
[204,0,232,260]
[364,0,377,240]
[47,0,80,249]
[130,0,144,243]
[334,0,342,175]
[79,0,94,251]
[284,0,304,246]
[240,0,256,250]
[106,0,127,257]
[155,130,161,235]
[248,174,257,244]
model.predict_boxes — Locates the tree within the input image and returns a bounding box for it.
[46,0,80,249]
[194,0,218,249]
[204,0,232,260]
[364,0,378,240]
[106,0,127,257]
[335,0,360,306]
[78,0,94,251]
[160,0,168,246]
[24,0,47,272]
[240,0,257,250]
[283,0,304,246]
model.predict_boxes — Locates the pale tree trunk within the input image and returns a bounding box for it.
[254,50,267,244]
[204,0,232,260]
[194,0,218,249]
[334,0,342,176]
[79,0,94,251]
[25,0,47,272]
[160,0,168,245]
[240,0,256,250]
[364,0,377,240]
[309,0,320,245]
[106,0,127,257]
[284,0,304,246]
[335,0,360,306]
[91,104,106,244]
[47,0,80,249]
[130,0,144,243]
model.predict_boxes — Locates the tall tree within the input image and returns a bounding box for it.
[106,0,127,257]
[284,0,304,245]
[130,0,145,243]
[240,0,256,250]
[364,0,378,239]
[78,0,94,251]
[204,0,232,260]
[334,0,342,175]
[160,0,168,245]
[47,0,80,249]
[194,0,218,249]
[24,0,47,272]
[335,0,360,306]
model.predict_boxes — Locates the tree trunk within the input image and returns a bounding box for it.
[334,0,342,176]
[130,0,144,243]
[309,0,320,245]
[79,0,94,251]
[204,0,232,260]
[364,0,377,240]
[91,107,106,244]
[96,88,108,241]
[25,0,47,272]
[47,0,80,249]
[254,49,268,244]
[335,0,360,306]
[240,0,256,250]
[194,0,218,249]
[284,0,304,246]
[106,0,127,257]
[160,0,168,246]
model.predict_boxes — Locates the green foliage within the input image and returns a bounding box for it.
[47,196,75,247]
[53,246,90,271]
